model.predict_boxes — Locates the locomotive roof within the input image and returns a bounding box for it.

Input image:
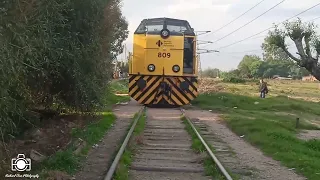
[140,17,192,26]
[142,17,189,23]
[135,17,195,35]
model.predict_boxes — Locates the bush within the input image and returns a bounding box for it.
[0,0,128,139]
[222,77,246,83]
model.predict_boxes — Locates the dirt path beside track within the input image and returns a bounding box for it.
[185,109,306,180]
[75,99,142,180]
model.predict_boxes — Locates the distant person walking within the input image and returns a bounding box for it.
[259,79,268,98]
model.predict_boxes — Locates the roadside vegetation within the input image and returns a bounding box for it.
[1,0,128,178]
[0,80,130,179]
[40,80,130,178]
[193,78,320,180]
[105,80,130,110]
[113,109,146,180]
[1,0,128,142]
[112,79,130,94]
[39,112,116,179]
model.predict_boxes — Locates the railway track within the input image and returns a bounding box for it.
[104,106,232,180]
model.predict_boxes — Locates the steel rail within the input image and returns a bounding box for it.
[104,106,145,180]
[180,108,233,180]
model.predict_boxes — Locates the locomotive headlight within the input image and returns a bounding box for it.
[172,65,180,72]
[162,30,169,37]
[148,64,155,72]
[160,29,170,39]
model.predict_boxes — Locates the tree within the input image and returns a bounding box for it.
[265,18,320,80]
[290,64,310,79]
[202,68,220,78]
[221,69,241,79]
[237,55,262,78]
[261,40,290,61]
[248,60,263,78]
[0,0,128,139]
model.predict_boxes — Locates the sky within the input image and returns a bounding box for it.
[117,0,320,71]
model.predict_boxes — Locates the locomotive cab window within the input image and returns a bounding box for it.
[135,19,165,34]
[134,18,195,35]
[167,25,187,33]
[145,25,163,32]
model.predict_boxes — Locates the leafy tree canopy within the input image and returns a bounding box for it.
[264,18,320,80]
[0,0,128,139]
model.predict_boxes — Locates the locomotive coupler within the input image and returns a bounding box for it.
[160,82,171,97]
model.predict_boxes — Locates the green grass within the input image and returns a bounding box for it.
[182,116,206,153]
[111,79,129,94]
[192,92,320,180]
[181,116,226,179]
[113,109,146,180]
[38,113,116,178]
[103,79,130,110]
[133,111,146,135]
[202,78,320,102]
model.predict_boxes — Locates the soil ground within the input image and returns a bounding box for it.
[185,109,306,180]
[1,114,95,177]
[297,130,320,140]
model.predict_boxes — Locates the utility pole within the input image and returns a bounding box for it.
[195,31,219,78]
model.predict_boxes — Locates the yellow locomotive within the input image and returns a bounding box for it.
[128,17,198,106]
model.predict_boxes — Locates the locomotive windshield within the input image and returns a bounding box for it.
[167,25,187,33]
[134,18,194,35]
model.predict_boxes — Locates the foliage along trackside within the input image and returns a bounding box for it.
[104,80,131,110]
[181,116,227,180]
[192,92,320,180]
[0,80,130,178]
[111,79,130,94]
[0,0,128,142]
[113,109,146,180]
[29,80,130,179]
[38,113,116,179]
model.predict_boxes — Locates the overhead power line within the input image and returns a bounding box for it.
[204,0,285,47]
[215,3,320,50]
[220,42,295,55]
[202,0,266,38]
[221,49,262,54]
[311,16,320,22]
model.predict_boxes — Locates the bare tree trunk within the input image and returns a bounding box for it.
[305,62,320,81]
[310,66,320,81]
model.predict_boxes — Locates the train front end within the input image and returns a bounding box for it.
[129,17,198,106]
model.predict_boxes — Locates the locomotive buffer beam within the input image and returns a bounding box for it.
[152,70,173,105]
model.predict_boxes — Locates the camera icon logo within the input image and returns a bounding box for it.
[11,154,31,172]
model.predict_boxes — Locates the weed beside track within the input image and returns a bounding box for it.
[181,116,227,180]
[113,109,146,180]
